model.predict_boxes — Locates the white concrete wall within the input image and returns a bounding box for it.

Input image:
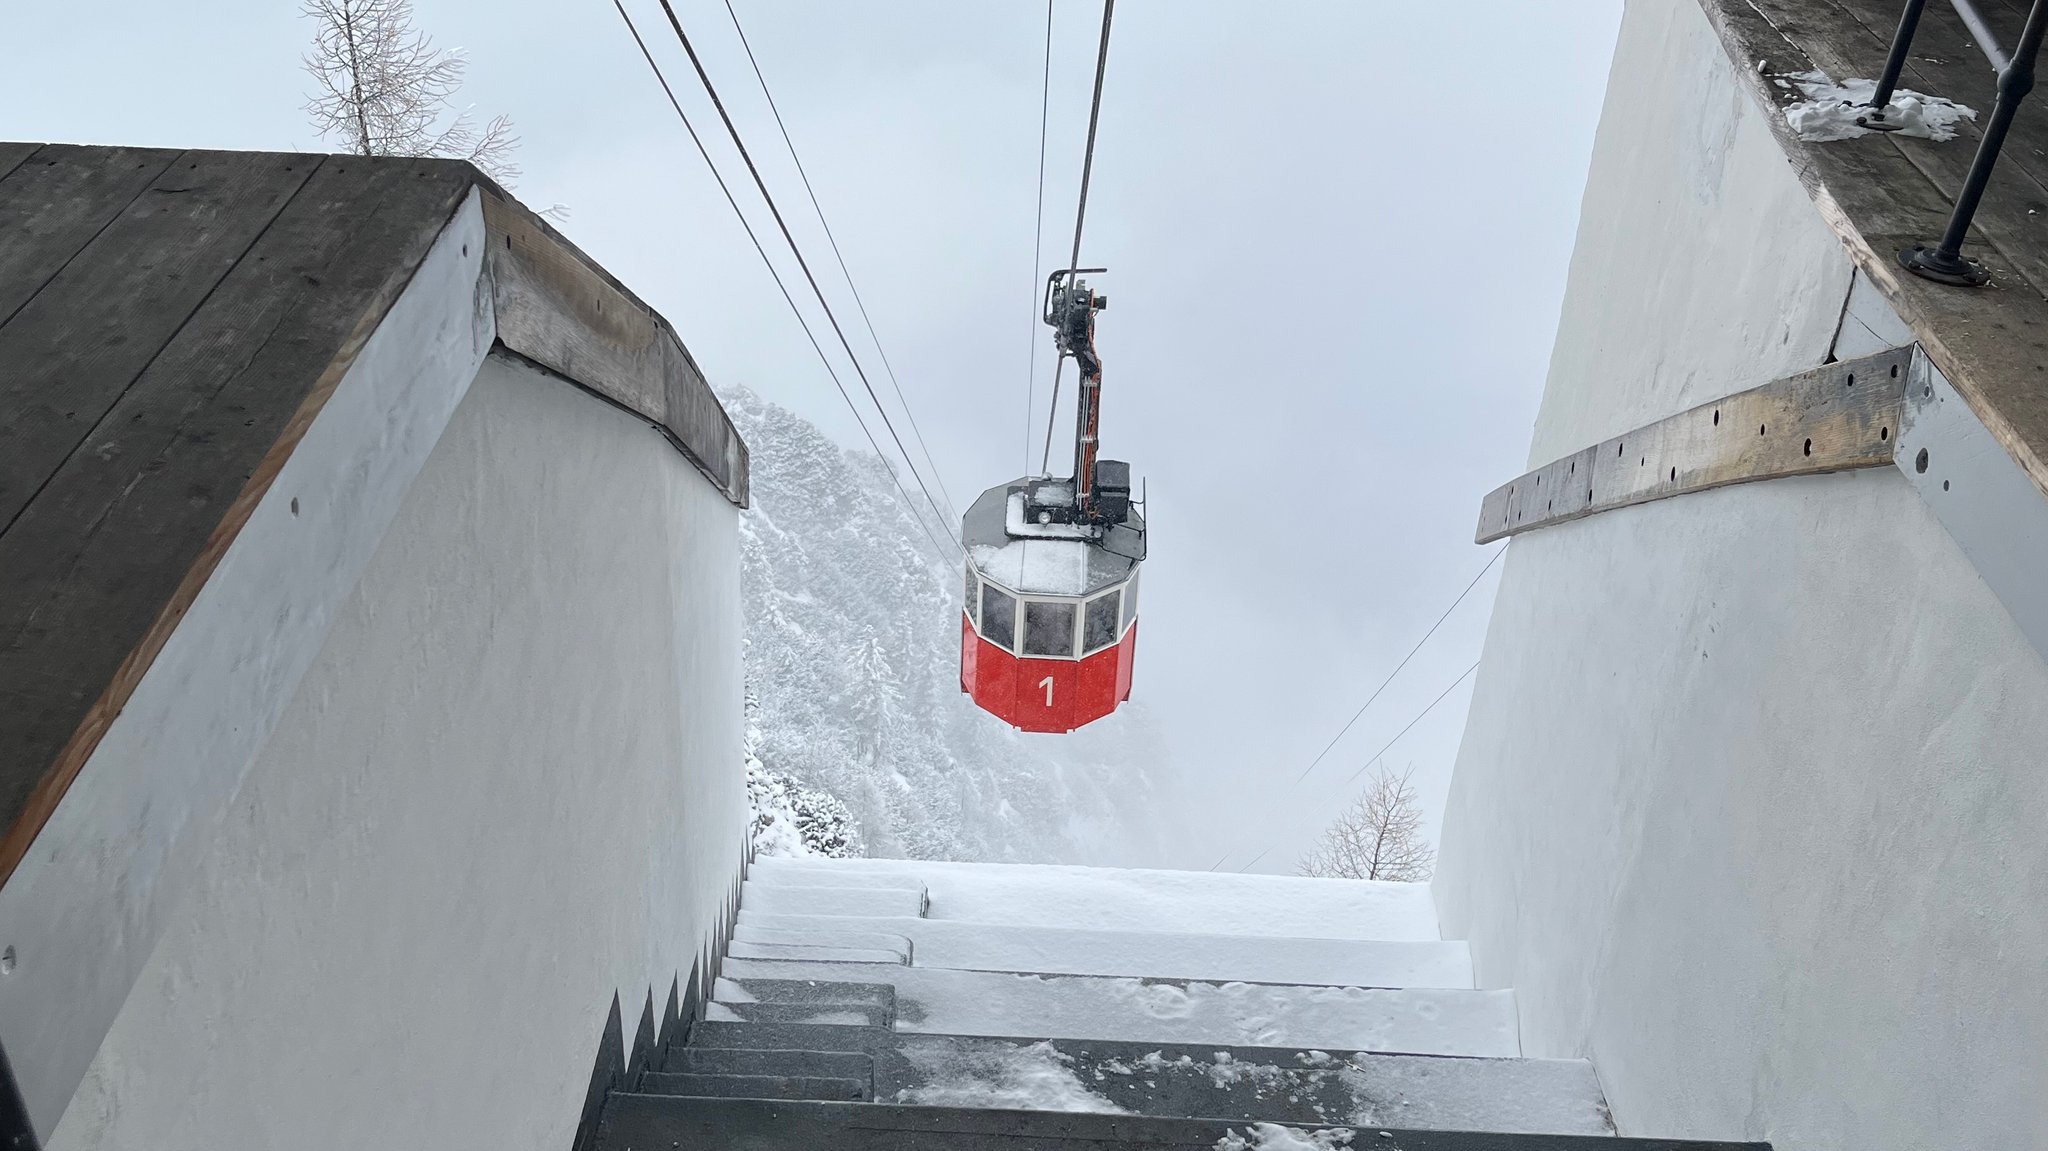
[46,352,745,1151]
[1434,2,2048,1150]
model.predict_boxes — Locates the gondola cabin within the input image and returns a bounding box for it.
[962,268,1143,732]
[960,472,1144,732]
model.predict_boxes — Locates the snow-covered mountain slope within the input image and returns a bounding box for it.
[723,386,1165,864]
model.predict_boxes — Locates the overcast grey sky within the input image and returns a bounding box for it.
[2,0,1621,873]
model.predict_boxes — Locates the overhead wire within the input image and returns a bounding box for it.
[609,0,957,561]
[652,0,963,554]
[1204,545,1508,872]
[1040,0,1116,477]
[1217,658,1484,875]
[1022,0,1055,475]
[716,0,959,526]
[1290,545,1505,786]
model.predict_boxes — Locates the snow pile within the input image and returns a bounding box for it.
[893,1039,1128,1113]
[1215,1124,1356,1150]
[1202,1050,1289,1091]
[722,385,1165,863]
[1774,70,1975,142]
[969,539,1098,595]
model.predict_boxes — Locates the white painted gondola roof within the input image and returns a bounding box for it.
[963,479,1140,598]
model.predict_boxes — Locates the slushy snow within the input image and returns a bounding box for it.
[893,1039,1128,1113]
[1775,70,1975,142]
[1215,1124,1356,1150]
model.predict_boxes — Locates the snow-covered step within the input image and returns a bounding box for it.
[733,925,915,960]
[708,1001,893,1028]
[737,882,927,919]
[879,1034,1607,1134]
[678,1024,1607,1134]
[726,941,908,965]
[747,857,1439,941]
[734,914,1468,988]
[713,962,1519,1057]
[745,866,930,894]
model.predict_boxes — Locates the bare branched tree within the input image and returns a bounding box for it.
[301,0,520,185]
[1298,763,1435,882]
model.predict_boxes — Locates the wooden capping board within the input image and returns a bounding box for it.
[1695,0,2048,505]
[1476,346,1911,543]
[480,188,749,507]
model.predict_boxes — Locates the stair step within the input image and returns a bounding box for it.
[715,958,1519,1057]
[878,1034,1610,1134]
[728,941,909,965]
[734,912,1468,988]
[671,1024,1607,1135]
[637,1071,869,1102]
[716,978,897,1011]
[667,1047,875,1083]
[734,924,915,960]
[685,1021,896,1054]
[746,865,931,894]
[747,858,1440,941]
[706,1001,893,1028]
[597,1095,1768,1151]
[741,882,928,919]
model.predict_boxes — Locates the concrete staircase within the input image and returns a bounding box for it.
[593,859,1767,1150]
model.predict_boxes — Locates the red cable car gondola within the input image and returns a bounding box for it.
[961,270,1146,733]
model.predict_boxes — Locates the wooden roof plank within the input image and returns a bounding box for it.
[0,150,314,532]
[0,156,474,886]
[0,143,182,325]
[0,142,43,184]
[1760,0,2048,292]
[1699,0,2048,500]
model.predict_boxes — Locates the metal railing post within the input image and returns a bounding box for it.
[1903,0,2048,284]
[1861,0,1930,130]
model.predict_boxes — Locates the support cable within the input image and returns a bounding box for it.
[717,0,959,524]
[1023,0,1055,475]
[653,0,963,552]
[1203,545,1507,872]
[611,0,957,561]
[1040,0,1115,476]
[1216,659,1483,876]
[1290,546,1504,785]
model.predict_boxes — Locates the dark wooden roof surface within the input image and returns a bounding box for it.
[1702,0,2048,499]
[0,145,478,880]
[0,144,747,888]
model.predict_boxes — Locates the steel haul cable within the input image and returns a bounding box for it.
[717,0,959,526]
[1040,0,1115,476]
[1022,0,1055,475]
[654,0,963,554]
[610,0,957,561]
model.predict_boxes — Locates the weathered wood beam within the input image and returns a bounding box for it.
[481,189,749,507]
[1476,346,1912,543]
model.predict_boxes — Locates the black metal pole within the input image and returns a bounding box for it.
[1861,0,1929,129]
[1903,0,2048,284]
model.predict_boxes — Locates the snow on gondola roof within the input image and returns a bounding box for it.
[962,478,1139,598]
